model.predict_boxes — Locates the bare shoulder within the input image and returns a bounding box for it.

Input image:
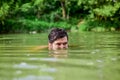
[31,45,48,52]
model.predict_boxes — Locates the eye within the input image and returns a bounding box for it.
[63,42,67,45]
[56,43,61,46]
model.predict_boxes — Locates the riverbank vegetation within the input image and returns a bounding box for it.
[0,0,120,33]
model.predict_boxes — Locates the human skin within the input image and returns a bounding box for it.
[31,36,68,52]
[48,36,68,50]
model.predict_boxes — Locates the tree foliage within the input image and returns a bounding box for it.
[0,0,120,33]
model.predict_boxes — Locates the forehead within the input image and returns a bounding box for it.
[54,36,68,43]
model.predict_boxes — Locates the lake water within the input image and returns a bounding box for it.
[0,32,120,80]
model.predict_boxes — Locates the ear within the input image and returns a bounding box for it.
[48,43,52,50]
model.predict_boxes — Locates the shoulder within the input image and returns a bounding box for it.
[31,45,48,52]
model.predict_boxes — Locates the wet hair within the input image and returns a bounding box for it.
[48,28,68,43]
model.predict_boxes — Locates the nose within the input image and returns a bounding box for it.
[60,44,65,49]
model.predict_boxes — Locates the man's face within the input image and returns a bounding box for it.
[49,36,68,50]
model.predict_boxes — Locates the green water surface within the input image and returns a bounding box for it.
[0,32,120,80]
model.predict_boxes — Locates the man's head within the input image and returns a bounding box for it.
[48,28,68,50]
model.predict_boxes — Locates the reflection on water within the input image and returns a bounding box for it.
[13,75,54,80]
[0,32,120,80]
[49,50,68,58]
